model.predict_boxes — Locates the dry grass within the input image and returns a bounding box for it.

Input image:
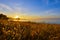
[0,20,60,40]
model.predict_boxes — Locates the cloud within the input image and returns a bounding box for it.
[39,8,59,16]
[0,4,13,12]
[42,0,59,5]
[14,7,27,12]
[43,0,49,5]
[0,3,29,14]
[38,9,60,18]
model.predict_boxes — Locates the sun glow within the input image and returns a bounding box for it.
[14,16,19,18]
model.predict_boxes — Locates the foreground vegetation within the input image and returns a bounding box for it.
[0,20,60,40]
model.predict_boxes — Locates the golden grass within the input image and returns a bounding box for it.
[0,20,60,40]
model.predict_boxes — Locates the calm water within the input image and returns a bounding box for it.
[13,19,60,24]
[32,19,60,24]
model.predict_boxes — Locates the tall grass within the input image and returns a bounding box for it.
[0,20,60,40]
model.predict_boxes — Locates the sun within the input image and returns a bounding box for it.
[14,16,19,18]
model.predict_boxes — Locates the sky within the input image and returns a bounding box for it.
[0,0,60,20]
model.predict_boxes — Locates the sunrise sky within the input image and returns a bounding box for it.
[0,0,60,20]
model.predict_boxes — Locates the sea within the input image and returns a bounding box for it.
[13,19,60,24]
[32,19,60,24]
